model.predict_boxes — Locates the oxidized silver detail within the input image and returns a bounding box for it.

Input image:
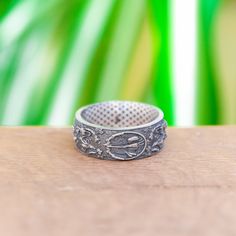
[73,126,103,157]
[73,101,167,160]
[104,132,147,160]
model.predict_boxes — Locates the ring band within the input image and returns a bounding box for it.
[73,101,167,160]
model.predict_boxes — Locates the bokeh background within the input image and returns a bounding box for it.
[0,0,236,126]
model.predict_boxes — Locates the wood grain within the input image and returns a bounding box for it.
[0,126,236,236]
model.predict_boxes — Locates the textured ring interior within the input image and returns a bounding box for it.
[81,101,159,128]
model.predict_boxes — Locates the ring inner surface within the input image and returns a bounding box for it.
[81,101,159,128]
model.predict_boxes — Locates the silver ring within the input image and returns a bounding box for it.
[73,101,167,160]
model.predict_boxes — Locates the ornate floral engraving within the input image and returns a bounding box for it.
[104,132,147,160]
[147,121,167,154]
[73,126,103,156]
[73,118,167,160]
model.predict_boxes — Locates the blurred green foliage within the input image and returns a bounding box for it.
[1,0,235,126]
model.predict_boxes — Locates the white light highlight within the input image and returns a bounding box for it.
[0,1,33,48]
[172,0,197,126]
[47,0,114,125]
[1,33,46,125]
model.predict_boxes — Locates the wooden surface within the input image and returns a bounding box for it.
[0,126,236,236]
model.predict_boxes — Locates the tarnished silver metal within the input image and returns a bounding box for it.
[73,101,167,160]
